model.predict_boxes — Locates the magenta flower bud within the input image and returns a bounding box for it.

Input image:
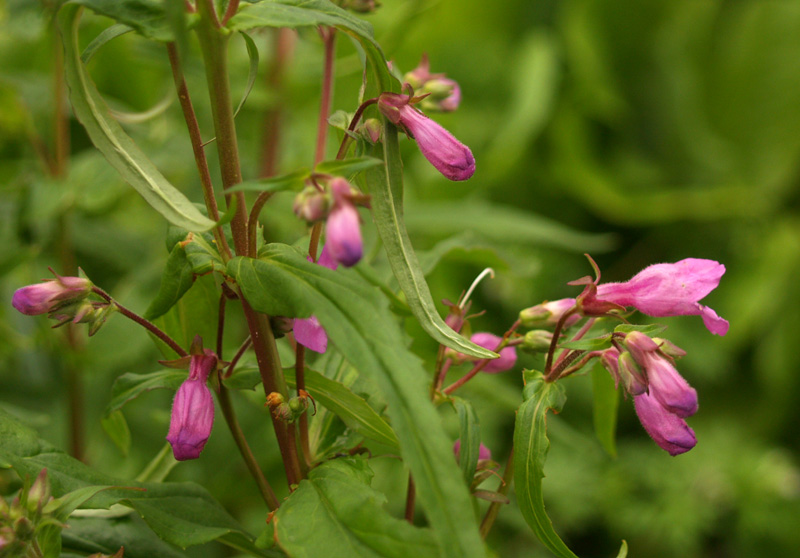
[325,178,363,267]
[470,332,517,373]
[453,439,492,462]
[404,54,461,112]
[293,186,331,224]
[595,258,729,335]
[294,246,338,353]
[378,92,475,181]
[167,349,217,461]
[617,351,648,396]
[634,392,697,456]
[643,353,698,418]
[12,275,92,316]
[519,298,578,328]
[622,330,660,363]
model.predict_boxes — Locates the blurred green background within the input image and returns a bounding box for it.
[2,0,799,556]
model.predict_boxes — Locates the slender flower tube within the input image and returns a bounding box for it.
[378,92,475,181]
[595,258,729,335]
[167,349,218,461]
[470,332,517,373]
[634,392,697,456]
[294,246,337,353]
[326,178,363,267]
[12,274,92,316]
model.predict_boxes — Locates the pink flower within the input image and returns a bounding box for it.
[634,392,697,456]
[595,259,728,335]
[167,349,218,461]
[470,332,517,373]
[453,439,492,461]
[326,178,363,267]
[378,92,475,181]
[12,274,92,316]
[294,246,337,353]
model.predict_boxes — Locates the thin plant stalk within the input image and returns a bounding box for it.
[479,448,514,539]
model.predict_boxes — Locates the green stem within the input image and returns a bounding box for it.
[196,2,303,486]
[217,382,280,510]
[479,447,514,539]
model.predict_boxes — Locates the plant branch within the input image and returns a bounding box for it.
[92,287,187,358]
[479,447,514,539]
[247,191,273,257]
[217,382,280,510]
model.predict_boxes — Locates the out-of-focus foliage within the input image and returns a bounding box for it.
[1,0,799,556]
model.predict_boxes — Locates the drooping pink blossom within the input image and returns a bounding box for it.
[634,392,697,456]
[595,259,728,335]
[167,349,218,461]
[378,92,475,181]
[325,178,363,267]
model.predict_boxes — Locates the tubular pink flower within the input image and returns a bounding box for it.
[378,92,475,181]
[470,332,517,373]
[595,258,729,335]
[634,392,697,456]
[325,178,363,267]
[167,349,217,461]
[12,275,92,316]
[294,246,338,353]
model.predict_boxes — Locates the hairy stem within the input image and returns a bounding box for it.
[217,383,280,510]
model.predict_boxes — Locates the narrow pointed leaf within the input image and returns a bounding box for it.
[58,5,216,232]
[451,396,480,486]
[143,243,194,321]
[362,125,497,360]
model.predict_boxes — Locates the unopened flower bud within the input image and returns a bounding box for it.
[519,299,578,329]
[26,469,50,516]
[378,92,475,181]
[653,337,687,359]
[520,330,553,353]
[403,55,461,112]
[326,178,363,267]
[266,392,285,409]
[617,351,648,395]
[623,331,659,365]
[293,186,331,224]
[167,346,218,461]
[12,273,93,317]
[358,118,382,143]
[470,333,516,374]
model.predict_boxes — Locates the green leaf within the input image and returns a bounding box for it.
[228,245,484,558]
[69,0,184,42]
[144,243,194,321]
[361,124,498,360]
[80,23,133,63]
[184,234,227,275]
[275,457,440,558]
[559,334,612,351]
[104,370,186,417]
[591,361,619,458]
[234,31,260,118]
[315,156,383,177]
[0,408,276,556]
[62,514,188,558]
[513,371,577,558]
[613,323,668,336]
[44,485,121,521]
[353,264,412,316]
[153,274,219,355]
[451,397,480,487]
[101,410,132,456]
[58,5,216,232]
[285,367,399,451]
[226,168,310,194]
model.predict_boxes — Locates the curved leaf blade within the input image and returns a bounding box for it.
[362,125,498,360]
[58,5,216,232]
[451,397,480,486]
[513,372,577,558]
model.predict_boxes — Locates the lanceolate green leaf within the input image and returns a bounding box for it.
[451,397,481,486]
[144,243,194,321]
[228,245,484,558]
[275,458,439,558]
[104,369,186,417]
[285,367,400,451]
[58,5,216,232]
[362,125,498,360]
[513,372,577,558]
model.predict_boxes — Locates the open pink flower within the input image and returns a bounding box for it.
[378,92,475,181]
[167,349,218,461]
[593,258,729,335]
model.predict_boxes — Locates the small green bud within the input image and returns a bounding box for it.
[652,337,687,359]
[618,351,647,395]
[520,330,553,353]
[26,469,50,516]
